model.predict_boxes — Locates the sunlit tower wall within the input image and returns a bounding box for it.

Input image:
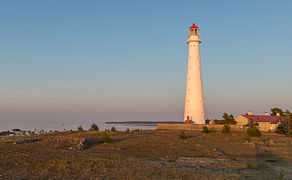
[184,23,205,124]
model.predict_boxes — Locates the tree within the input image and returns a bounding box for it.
[77,126,84,132]
[111,126,117,132]
[245,118,259,127]
[271,107,284,117]
[245,119,261,137]
[222,112,237,124]
[89,123,99,131]
[284,110,292,117]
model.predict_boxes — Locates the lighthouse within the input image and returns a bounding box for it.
[184,23,205,124]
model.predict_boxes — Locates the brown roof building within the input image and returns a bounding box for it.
[235,112,287,132]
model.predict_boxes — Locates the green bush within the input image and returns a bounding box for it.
[99,132,112,143]
[179,131,187,139]
[247,127,261,137]
[77,126,84,132]
[126,128,130,133]
[221,124,230,134]
[89,123,99,131]
[202,126,210,133]
[111,126,117,132]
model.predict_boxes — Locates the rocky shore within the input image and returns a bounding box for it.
[0,129,59,138]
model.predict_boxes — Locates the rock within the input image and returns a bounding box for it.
[263,139,274,146]
[14,138,41,144]
[244,141,255,146]
[0,131,13,136]
[69,138,89,150]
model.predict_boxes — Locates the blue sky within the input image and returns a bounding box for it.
[0,0,292,123]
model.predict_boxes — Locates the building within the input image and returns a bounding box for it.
[184,23,205,124]
[235,112,287,132]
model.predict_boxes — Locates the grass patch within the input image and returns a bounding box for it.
[179,131,187,140]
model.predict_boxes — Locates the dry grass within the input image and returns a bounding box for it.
[0,130,292,179]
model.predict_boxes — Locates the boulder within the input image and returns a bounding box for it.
[14,138,41,144]
[263,138,274,146]
[69,138,89,150]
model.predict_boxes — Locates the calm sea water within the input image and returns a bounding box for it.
[0,119,180,132]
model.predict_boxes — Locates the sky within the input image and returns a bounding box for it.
[0,0,292,125]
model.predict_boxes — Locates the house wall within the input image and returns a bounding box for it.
[235,115,249,125]
[258,122,277,132]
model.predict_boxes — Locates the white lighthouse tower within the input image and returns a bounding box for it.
[184,23,205,124]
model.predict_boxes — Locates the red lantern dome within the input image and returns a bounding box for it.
[189,23,198,29]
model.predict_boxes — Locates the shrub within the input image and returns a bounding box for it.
[89,123,99,131]
[99,132,112,143]
[275,123,288,134]
[221,124,230,134]
[245,118,261,137]
[247,127,261,137]
[167,156,176,162]
[77,126,84,132]
[202,126,210,133]
[111,126,117,132]
[126,128,130,133]
[179,131,187,139]
[243,135,250,142]
[222,112,237,124]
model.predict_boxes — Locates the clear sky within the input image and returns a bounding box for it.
[0,0,292,124]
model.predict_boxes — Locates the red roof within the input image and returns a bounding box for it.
[242,115,287,124]
[189,23,198,29]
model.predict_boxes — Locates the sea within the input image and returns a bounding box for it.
[0,119,182,132]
